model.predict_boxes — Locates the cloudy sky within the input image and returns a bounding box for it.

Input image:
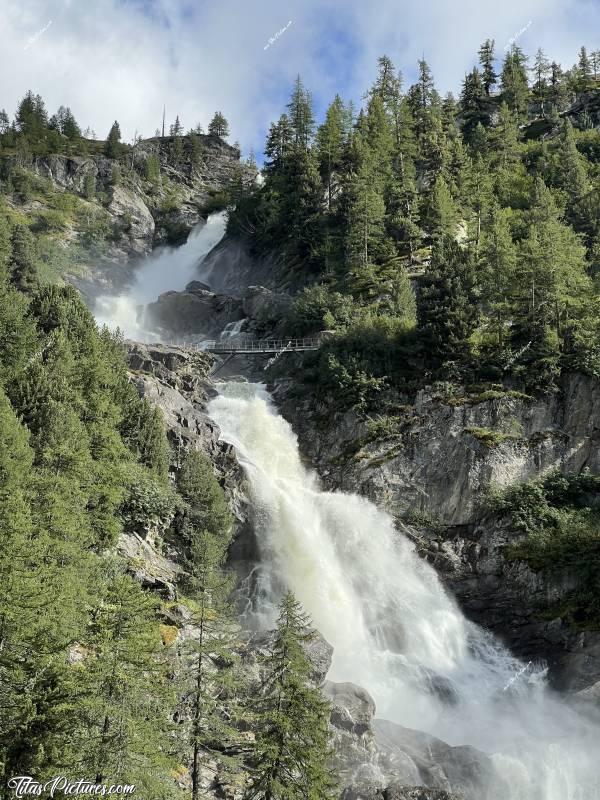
[1,0,598,157]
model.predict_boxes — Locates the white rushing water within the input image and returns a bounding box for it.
[94,211,227,340]
[208,381,600,800]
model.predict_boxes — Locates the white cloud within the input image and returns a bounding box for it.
[1,0,597,156]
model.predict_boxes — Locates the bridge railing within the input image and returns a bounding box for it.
[198,337,322,353]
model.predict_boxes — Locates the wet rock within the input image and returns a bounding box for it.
[342,788,462,800]
[242,285,291,320]
[145,287,244,337]
[326,681,376,736]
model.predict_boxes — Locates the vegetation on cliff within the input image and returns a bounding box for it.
[490,471,600,628]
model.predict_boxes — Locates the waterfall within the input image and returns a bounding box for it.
[94,211,227,340]
[208,381,600,800]
[220,318,247,340]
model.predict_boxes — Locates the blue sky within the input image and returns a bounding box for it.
[1,0,598,159]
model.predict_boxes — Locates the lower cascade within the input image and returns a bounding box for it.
[208,381,600,800]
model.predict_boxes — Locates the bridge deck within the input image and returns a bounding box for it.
[201,338,321,355]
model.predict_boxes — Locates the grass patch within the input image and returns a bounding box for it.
[464,426,523,447]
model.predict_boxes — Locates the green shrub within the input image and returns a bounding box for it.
[120,468,177,532]
[34,209,69,232]
[287,285,354,336]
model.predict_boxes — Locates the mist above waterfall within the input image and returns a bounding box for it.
[208,381,600,800]
[94,211,227,340]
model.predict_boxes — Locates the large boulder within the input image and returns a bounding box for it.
[145,285,244,338]
[242,285,291,321]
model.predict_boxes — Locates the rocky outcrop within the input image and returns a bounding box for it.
[277,374,600,527]
[414,513,600,692]
[33,153,103,192]
[324,681,500,800]
[145,283,245,338]
[125,342,247,522]
[108,185,156,254]
[24,136,255,299]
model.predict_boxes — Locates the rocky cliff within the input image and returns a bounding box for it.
[5,134,255,301]
[273,373,600,695]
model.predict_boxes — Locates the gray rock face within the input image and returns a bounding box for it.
[125,342,247,524]
[145,285,244,337]
[34,153,100,193]
[242,285,291,321]
[242,629,333,690]
[116,531,181,599]
[197,239,281,297]
[278,374,600,527]
[108,185,155,255]
[324,681,497,800]
[416,514,600,692]
[326,681,376,736]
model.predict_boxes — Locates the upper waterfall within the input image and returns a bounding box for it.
[94,210,227,340]
[208,381,600,800]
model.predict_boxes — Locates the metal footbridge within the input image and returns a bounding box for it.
[202,337,322,355]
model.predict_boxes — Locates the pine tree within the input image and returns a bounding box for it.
[104,121,122,158]
[480,204,517,346]
[461,68,486,112]
[575,46,594,95]
[463,154,493,252]
[460,68,489,138]
[489,103,522,205]
[532,49,551,115]
[10,224,37,292]
[145,153,161,183]
[15,91,48,141]
[387,145,422,263]
[554,119,589,206]
[0,109,9,135]
[51,106,81,140]
[501,45,530,118]
[370,55,402,118]
[0,389,88,785]
[208,111,230,138]
[316,95,345,209]
[424,174,458,244]
[170,115,183,136]
[342,133,389,275]
[245,593,336,800]
[548,62,569,111]
[264,115,293,175]
[417,237,478,371]
[510,180,590,386]
[77,566,176,797]
[173,451,242,800]
[478,39,498,95]
[287,76,315,149]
